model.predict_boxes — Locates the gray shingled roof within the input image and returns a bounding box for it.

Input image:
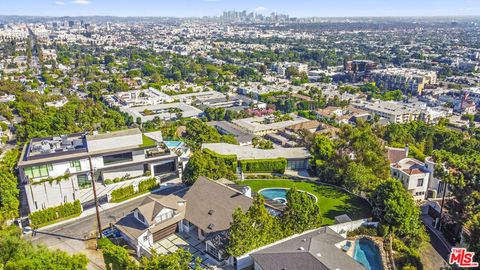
[251,227,364,270]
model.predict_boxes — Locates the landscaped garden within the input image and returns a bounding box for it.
[239,179,372,225]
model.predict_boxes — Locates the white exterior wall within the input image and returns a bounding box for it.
[25,176,79,212]
[391,168,429,201]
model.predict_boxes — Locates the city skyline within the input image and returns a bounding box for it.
[1,0,480,18]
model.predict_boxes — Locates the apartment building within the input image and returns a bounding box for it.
[18,128,180,213]
[370,68,437,95]
[359,102,421,124]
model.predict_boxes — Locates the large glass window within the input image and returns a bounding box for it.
[24,165,51,179]
[70,160,81,171]
[77,174,91,189]
[103,152,133,166]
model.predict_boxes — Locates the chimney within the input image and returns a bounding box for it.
[404,144,409,158]
[241,186,252,198]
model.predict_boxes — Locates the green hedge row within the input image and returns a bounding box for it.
[138,177,159,193]
[240,158,287,174]
[203,148,238,171]
[111,178,160,203]
[30,200,82,227]
[111,185,135,202]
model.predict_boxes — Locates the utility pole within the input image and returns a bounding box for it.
[89,157,103,238]
[437,182,449,230]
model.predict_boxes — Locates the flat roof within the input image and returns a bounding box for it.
[232,114,310,133]
[23,133,87,161]
[87,128,141,141]
[207,121,255,144]
[202,143,310,160]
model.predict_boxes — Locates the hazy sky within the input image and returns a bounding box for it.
[1,0,480,17]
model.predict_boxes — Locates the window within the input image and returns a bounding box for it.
[70,160,81,171]
[103,152,133,166]
[143,235,149,242]
[206,243,219,258]
[24,165,51,179]
[77,174,91,189]
[156,210,174,223]
[137,212,146,224]
[417,178,424,187]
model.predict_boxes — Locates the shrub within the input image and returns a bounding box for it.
[111,185,135,202]
[346,225,378,237]
[97,238,137,270]
[240,158,287,173]
[203,148,238,171]
[138,178,159,193]
[30,200,82,227]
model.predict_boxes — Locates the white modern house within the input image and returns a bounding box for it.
[390,158,430,201]
[18,128,182,213]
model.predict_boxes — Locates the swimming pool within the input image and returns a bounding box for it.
[258,188,318,204]
[164,141,183,148]
[353,238,383,270]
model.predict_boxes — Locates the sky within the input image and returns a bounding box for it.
[1,0,480,18]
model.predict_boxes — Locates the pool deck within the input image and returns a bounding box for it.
[346,240,356,257]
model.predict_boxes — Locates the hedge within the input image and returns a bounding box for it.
[111,178,160,203]
[138,177,159,193]
[203,148,238,171]
[30,200,82,227]
[240,158,287,174]
[111,185,135,202]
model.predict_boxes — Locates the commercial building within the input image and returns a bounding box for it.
[18,128,180,213]
[344,60,377,82]
[104,88,174,107]
[370,68,437,95]
[120,102,203,122]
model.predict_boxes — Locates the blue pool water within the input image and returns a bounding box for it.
[353,239,383,270]
[258,188,317,204]
[164,141,182,148]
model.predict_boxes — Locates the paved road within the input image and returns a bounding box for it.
[29,185,187,270]
[421,214,452,262]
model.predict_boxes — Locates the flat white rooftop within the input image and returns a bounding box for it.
[202,143,311,160]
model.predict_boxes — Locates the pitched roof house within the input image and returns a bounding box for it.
[115,194,186,256]
[251,227,365,270]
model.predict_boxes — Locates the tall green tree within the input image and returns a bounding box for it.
[0,226,88,270]
[371,179,429,248]
[283,187,322,234]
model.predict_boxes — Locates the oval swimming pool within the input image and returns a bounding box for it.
[258,188,318,204]
[353,238,383,270]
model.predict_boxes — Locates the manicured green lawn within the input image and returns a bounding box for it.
[240,179,372,225]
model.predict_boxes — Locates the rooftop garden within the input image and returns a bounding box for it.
[140,134,157,148]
